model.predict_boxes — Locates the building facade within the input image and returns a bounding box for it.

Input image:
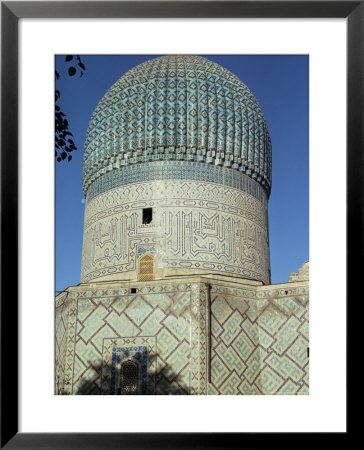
[55,55,309,395]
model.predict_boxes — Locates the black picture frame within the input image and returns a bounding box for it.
[1,1,357,448]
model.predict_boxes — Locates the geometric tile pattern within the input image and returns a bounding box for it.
[55,293,78,395]
[87,161,268,204]
[55,283,209,395]
[207,285,309,395]
[83,55,272,197]
[55,280,308,395]
[55,292,69,394]
[110,346,148,393]
[190,283,208,394]
[102,336,157,395]
[81,179,270,284]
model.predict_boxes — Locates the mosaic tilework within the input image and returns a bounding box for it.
[54,293,78,395]
[190,283,208,394]
[86,161,268,205]
[137,246,156,258]
[207,284,309,395]
[111,346,147,394]
[55,280,308,395]
[55,283,209,395]
[81,180,270,284]
[55,292,69,394]
[102,337,157,395]
[83,55,272,196]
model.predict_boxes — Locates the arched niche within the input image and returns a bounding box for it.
[117,358,142,395]
[137,253,155,281]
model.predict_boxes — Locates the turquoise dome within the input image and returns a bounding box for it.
[83,55,272,196]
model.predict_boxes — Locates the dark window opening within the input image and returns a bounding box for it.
[307,347,309,357]
[142,208,153,224]
[131,288,137,294]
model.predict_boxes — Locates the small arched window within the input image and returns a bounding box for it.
[118,358,141,395]
[137,253,155,281]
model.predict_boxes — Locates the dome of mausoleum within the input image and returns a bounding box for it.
[83,55,272,197]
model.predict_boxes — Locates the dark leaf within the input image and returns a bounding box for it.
[68,66,76,77]
[55,59,83,162]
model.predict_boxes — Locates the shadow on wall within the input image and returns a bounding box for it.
[73,352,188,395]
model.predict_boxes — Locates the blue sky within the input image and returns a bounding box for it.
[55,54,309,292]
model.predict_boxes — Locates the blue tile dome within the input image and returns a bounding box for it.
[83,55,272,196]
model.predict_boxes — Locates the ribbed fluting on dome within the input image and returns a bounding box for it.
[83,55,272,196]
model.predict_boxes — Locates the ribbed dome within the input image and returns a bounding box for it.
[83,55,272,196]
